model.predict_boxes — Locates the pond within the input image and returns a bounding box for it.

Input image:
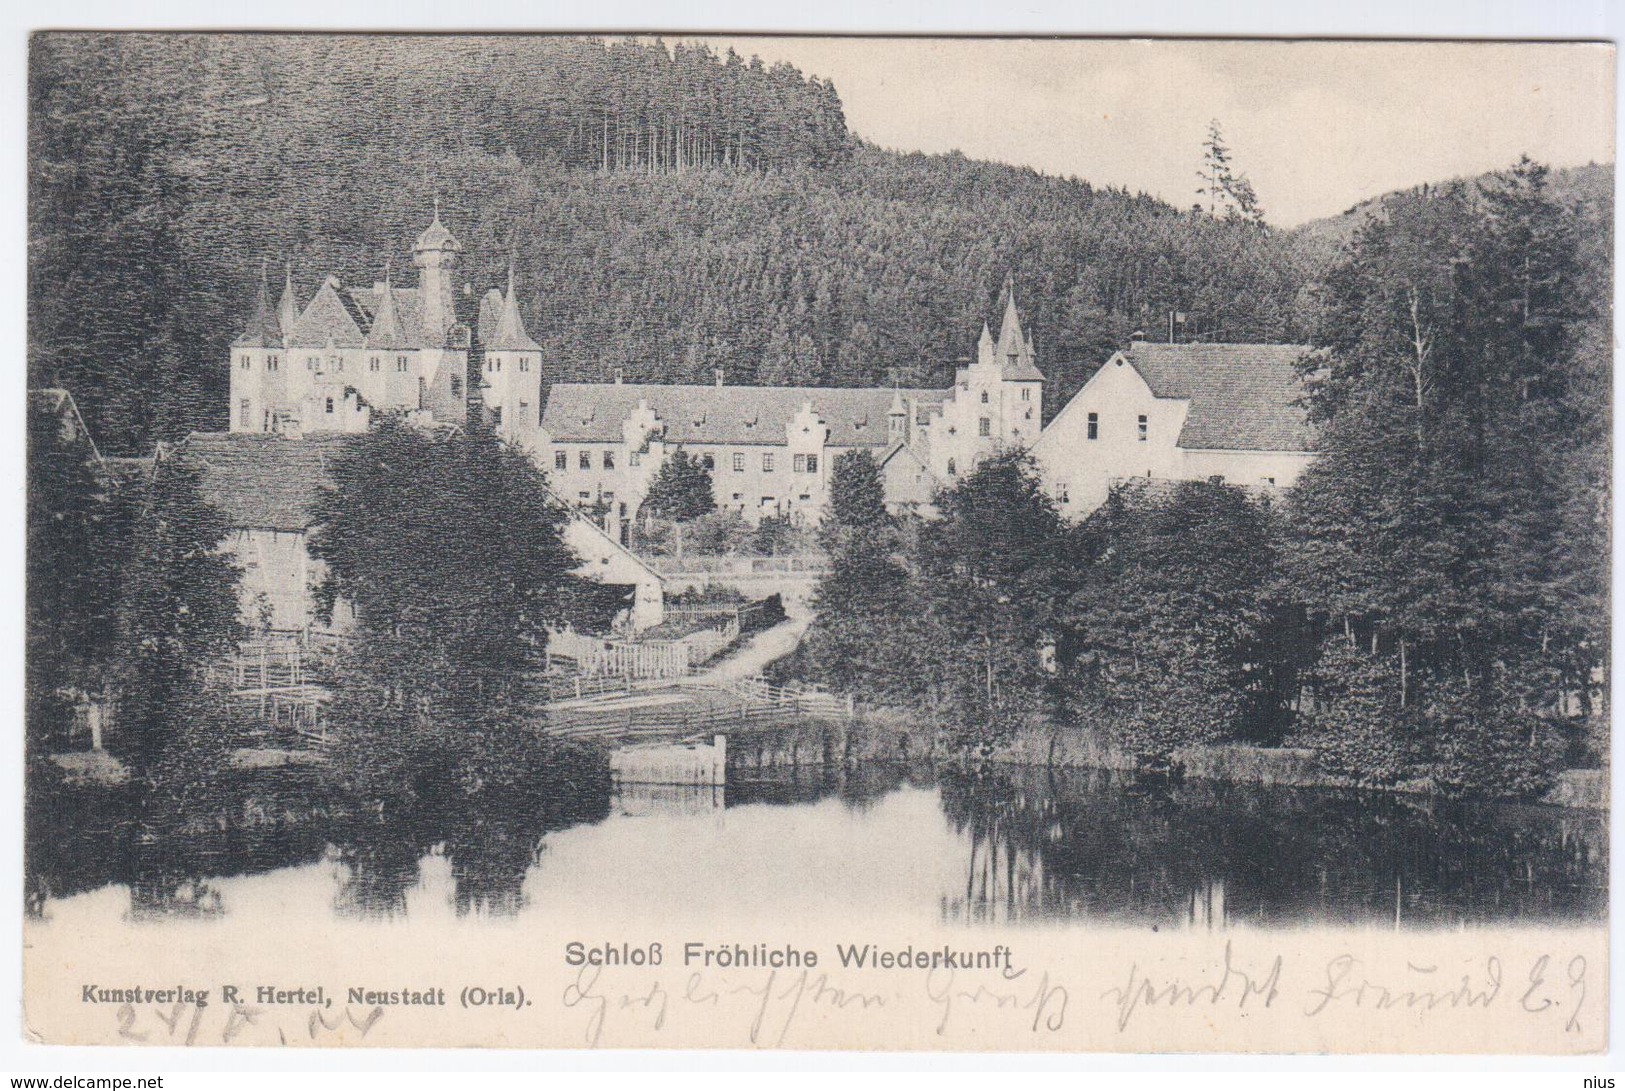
[27,758,1606,932]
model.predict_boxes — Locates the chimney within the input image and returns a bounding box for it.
[714,368,725,387]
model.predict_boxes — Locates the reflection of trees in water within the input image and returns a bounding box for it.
[27,722,613,922]
[728,761,924,813]
[938,767,1607,928]
[25,763,137,916]
[124,761,337,921]
[329,741,612,920]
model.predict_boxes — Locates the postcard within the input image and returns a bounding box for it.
[22,33,1612,1051]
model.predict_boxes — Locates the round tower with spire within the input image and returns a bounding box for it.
[413,198,461,350]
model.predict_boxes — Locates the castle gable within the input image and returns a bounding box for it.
[286,279,366,349]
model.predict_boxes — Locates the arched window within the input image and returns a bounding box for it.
[947,458,957,476]
[980,390,989,404]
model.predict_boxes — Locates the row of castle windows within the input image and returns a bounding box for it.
[973,388,1034,404]
[551,448,819,475]
[1084,413,1150,442]
[484,357,532,373]
[238,354,418,373]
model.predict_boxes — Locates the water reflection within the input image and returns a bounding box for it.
[937,767,1607,928]
[27,756,1606,930]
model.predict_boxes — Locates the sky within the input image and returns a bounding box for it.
[696,37,1615,226]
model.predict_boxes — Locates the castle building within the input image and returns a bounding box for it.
[203,208,670,637]
[538,288,1045,528]
[1030,340,1321,518]
[227,205,542,453]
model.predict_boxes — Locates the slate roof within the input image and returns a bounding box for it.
[348,285,422,350]
[232,264,283,348]
[414,208,461,254]
[487,269,542,352]
[477,289,504,346]
[277,267,299,341]
[184,432,353,531]
[1123,341,1320,452]
[285,278,367,349]
[994,293,1045,382]
[542,384,951,447]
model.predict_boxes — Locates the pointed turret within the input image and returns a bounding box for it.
[976,322,995,367]
[277,262,299,343]
[487,261,541,352]
[365,263,411,350]
[993,279,1044,382]
[233,260,283,348]
[996,286,1025,360]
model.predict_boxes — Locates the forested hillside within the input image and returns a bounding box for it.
[31,33,1324,454]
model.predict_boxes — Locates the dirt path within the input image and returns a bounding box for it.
[696,614,811,681]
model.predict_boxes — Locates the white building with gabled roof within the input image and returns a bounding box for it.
[537,287,1043,529]
[1031,340,1321,519]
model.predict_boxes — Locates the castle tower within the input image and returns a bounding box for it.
[229,260,285,433]
[993,280,1044,442]
[480,261,543,446]
[412,200,461,350]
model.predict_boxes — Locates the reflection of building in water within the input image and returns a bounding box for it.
[614,782,726,817]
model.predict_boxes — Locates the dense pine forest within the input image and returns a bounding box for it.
[31,33,1327,455]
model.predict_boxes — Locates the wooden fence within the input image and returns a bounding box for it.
[546,617,741,682]
[545,677,851,743]
[644,554,829,577]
